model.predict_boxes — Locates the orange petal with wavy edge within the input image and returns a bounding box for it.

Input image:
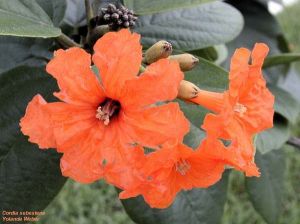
[46,47,105,106]
[44,102,103,152]
[202,113,260,177]
[238,84,274,134]
[121,102,189,148]
[104,145,147,189]
[60,126,106,183]
[120,143,225,209]
[93,29,142,99]
[251,43,269,68]
[20,94,56,149]
[121,59,183,110]
[229,47,251,98]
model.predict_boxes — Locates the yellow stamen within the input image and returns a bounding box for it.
[175,159,191,175]
[234,103,247,116]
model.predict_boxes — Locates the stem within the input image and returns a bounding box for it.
[56,33,81,48]
[85,0,94,32]
[287,137,300,150]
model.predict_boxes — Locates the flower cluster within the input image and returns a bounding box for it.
[96,4,137,30]
[20,29,274,208]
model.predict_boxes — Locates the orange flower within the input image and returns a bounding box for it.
[119,140,228,208]
[20,29,189,184]
[188,43,274,176]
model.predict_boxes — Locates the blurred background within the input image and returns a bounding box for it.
[36,1,300,224]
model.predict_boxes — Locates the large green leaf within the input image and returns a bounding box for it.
[63,0,122,27]
[0,66,66,211]
[269,84,300,124]
[179,57,228,127]
[256,115,290,154]
[0,0,61,37]
[124,0,213,15]
[263,53,300,68]
[0,36,52,74]
[134,2,244,51]
[278,66,300,103]
[224,0,289,83]
[246,150,285,224]
[121,172,229,224]
[36,0,67,26]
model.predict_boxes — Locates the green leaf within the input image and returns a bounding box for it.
[36,0,67,26]
[188,45,228,65]
[0,36,52,74]
[246,150,285,224]
[269,84,300,124]
[225,0,289,83]
[134,2,244,51]
[0,66,66,210]
[263,53,300,68]
[278,66,300,103]
[256,115,290,154]
[121,172,229,224]
[183,123,206,149]
[124,0,214,15]
[63,0,122,27]
[178,57,228,127]
[0,0,61,37]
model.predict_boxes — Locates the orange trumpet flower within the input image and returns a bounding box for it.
[188,43,275,176]
[20,29,189,184]
[120,140,229,208]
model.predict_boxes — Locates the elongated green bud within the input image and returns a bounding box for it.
[143,41,172,64]
[177,80,200,100]
[168,54,199,71]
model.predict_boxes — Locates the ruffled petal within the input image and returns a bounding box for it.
[251,43,269,68]
[120,59,183,110]
[202,113,260,177]
[93,29,142,99]
[121,102,189,148]
[238,84,275,134]
[46,47,105,106]
[45,102,104,152]
[60,125,105,183]
[20,94,56,149]
[229,47,251,98]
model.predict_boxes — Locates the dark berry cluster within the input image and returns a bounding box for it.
[96,4,137,30]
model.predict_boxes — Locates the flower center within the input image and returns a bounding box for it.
[96,98,121,125]
[234,103,247,117]
[175,159,191,175]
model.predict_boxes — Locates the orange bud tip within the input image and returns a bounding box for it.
[168,54,199,71]
[177,80,200,100]
[143,40,173,64]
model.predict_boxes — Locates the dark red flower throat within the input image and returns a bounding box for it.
[96,98,121,125]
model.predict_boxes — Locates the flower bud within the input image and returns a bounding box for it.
[177,80,200,100]
[168,54,199,71]
[143,41,173,64]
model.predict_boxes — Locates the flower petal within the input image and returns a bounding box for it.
[251,43,269,68]
[239,84,275,133]
[229,47,251,98]
[46,47,105,106]
[60,126,105,183]
[93,29,142,99]
[45,102,104,152]
[121,59,183,110]
[20,95,56,149]
[121,103,189,148]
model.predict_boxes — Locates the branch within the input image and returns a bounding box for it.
[56,33,81,48]
[287,137,300,150]
[85,0,94,32]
